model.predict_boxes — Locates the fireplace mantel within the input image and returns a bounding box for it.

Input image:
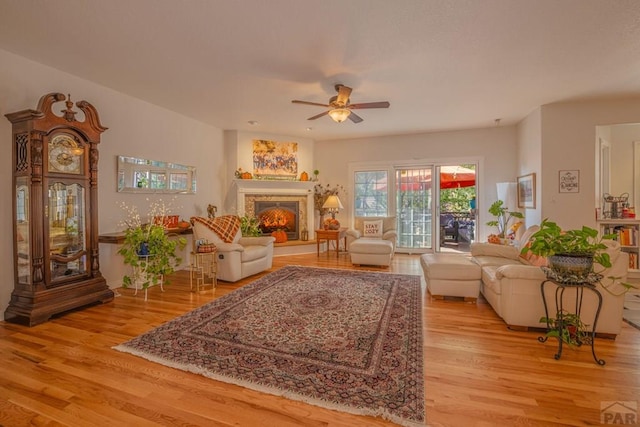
[234,179,315,194]
[234,179,316,237]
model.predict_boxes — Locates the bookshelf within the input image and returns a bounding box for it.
[599,220,640,274]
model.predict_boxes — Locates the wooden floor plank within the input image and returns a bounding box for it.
[1,253,639,427]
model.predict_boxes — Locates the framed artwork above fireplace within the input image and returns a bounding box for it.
[252,139,298,178]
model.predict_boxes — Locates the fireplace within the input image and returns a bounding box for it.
[234,179,316,243]
[255,201,299,240]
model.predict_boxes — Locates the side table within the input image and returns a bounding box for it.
[315,227,347,256]
[539,278,605,365]
[190,250,217,293]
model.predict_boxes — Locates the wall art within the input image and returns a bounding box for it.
[559,170,579,193]
[517,173,536,208]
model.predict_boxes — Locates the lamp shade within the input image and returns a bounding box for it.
[328,108,351,123]
[322,194,344,210]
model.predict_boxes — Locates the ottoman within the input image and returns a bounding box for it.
[349,238,394,267]
[420,253,482,302]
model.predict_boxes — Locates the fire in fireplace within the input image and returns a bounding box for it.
[255,201,300,240]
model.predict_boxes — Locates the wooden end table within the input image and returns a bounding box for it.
[316,227,347,256]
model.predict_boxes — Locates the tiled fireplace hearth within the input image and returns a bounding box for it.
[234,180,316,240]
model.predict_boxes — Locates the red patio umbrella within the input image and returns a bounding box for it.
[439,165,476,189]
[394,166,476,191]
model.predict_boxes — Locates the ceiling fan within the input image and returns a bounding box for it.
[291,84,390,123]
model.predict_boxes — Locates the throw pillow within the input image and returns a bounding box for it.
[363,220,383,238]
[519,241,548,267]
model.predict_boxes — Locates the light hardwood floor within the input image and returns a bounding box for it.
[1,253,639,426]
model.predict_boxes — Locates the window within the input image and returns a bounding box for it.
[354,170,388,216]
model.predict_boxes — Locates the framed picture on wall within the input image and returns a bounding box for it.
[517,173,536,208]
[559,170,579,193]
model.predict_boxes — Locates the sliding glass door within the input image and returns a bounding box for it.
[396,167,434,251]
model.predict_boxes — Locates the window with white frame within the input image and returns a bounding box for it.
[354,170,388,217]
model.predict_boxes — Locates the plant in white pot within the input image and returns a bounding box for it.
[117,199,186,294]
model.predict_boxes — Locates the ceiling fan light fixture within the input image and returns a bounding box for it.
[328,108,351,123]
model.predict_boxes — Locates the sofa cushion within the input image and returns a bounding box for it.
[515,225,540,251]
[350,238,394,254]
[470,242,520,259]
[472,255,522,268]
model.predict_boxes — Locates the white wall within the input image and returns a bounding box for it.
[313,127,518,240]
[516,107,542,227]
[0,49,225,318]
[609,123,640,203]
[538,99,640,229]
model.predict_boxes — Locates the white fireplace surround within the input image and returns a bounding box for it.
[234,179,316,237]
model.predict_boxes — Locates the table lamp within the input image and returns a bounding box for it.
[322,195,344,229]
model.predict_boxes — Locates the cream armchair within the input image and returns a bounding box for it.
[191,216,275,282]
[346,216,397,266]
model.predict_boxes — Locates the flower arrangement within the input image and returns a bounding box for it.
[117,198,186,291]
[314,183,346,216]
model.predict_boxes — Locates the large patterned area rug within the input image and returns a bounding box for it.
[114,265,425,426]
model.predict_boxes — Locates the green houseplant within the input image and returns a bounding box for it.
[486,200,524,238]
[522,219,613,276]
[240,214,262,237]
[522,218,636,292]
[117,200,186,291]
[540,310,591,348]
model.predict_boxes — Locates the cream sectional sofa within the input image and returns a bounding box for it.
[470,229,629,337]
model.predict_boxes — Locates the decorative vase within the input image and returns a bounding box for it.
[137,242,149,256]
[548,254,594,282]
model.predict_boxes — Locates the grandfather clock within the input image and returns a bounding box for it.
[5,92,114,326]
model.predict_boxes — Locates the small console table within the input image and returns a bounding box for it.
[539,277,605,365]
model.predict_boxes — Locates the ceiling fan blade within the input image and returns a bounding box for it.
[307,111,329,120]
[292,100,330,107]
[349,101,390,109]
[348,111,363,123]
[336,85,352,106]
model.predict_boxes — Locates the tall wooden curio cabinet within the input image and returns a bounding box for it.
[5,92,114,326]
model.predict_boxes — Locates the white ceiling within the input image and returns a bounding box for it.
[1,0,640,141]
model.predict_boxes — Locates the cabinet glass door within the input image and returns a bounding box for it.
[48,182,87,283]
[16,177,31,284]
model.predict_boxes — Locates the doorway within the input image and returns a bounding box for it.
[437,164,477,253]
[394,163,477,253]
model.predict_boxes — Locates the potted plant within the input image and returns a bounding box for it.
[486,200,524,239]
[117,200,187,291]
[522,219,613,282]
[540,310,590,347]
[522,219,636,293]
